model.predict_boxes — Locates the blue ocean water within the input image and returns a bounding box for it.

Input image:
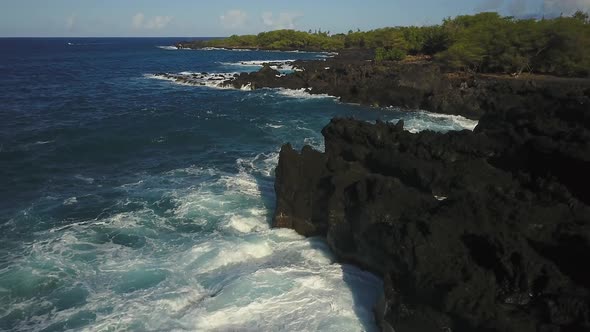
[0,38,477,331]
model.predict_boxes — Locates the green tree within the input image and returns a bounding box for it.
[375,47,407,61]
[188,11,589,77]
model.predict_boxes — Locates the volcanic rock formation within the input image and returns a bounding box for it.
[272,98,590,331]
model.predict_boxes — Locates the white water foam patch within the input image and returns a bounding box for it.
[218,172,262,197]
[275,88,337,100]
[219,60,297,72]
[304,137,325,152]
[265,122,284,129]
[401,110,480,133]
[63,197,78,205]
[199,47,252,52]
[146,72,249,90]
[163,165,271,235]
[237,151,280,178]
[199,48,336,57]
[184,239,274,273]
[425,112,479,131]
[74,174,94,184]
[225,214,269,233]
[157,45,178,50]
[178,261,382,331]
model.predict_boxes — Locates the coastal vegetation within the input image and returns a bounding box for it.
[374,47,406,62]
[180,11,590,77]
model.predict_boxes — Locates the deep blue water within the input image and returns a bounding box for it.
[0,38,477,331]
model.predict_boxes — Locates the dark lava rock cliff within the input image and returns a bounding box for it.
[228,53,590,120]
[272,98,590,331]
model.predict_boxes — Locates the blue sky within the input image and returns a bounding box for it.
[0,0,588,37]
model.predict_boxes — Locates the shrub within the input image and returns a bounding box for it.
[375,48,407,61]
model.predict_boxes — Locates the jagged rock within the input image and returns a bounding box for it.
[272,99,590,331]
[227,64,306,90]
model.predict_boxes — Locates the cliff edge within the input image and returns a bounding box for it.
[272,98,590,331]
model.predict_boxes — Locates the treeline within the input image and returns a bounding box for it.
[435,12,590,77]
[196,29,343,51]
[186,11,590,77]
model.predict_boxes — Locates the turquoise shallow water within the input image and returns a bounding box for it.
[0,38,477,331]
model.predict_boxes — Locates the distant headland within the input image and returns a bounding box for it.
[176,11,590,78]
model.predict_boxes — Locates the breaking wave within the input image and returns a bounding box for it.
[157,45,179,50]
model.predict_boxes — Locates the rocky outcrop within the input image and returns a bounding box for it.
[227,64,306,90]
[272,98,590,331]
[227,53,590,119]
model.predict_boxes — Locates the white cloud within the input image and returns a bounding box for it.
[261,11,303,30]
[132,12,173,30]
[544,0,590,15]
[132,13,145,29]
[220,9,248,29]
[262,12,274,26]
[66,14,77,31]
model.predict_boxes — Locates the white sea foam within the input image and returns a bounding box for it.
[148,71,344,98]
[304,137,325,151]
[157,45,178,50]
[147,72,240,90]
[237,151,280,178]
[205,241,273,272]
[33,140,54,145]
[74,174,94,184]
[225,215,269,233]
[171,189,230,221]
[199,47,336,57]
[8,134,383,331]
[275,88,337,100]
[164,165,217,177]
[219,172,261,197]
[200,47,252,52]
[400,110,480,133]
[220,60,296,66]
[425,112,479,131]
[219,60,297,72]
[63,197,78,205]
[182,263,382,331]
[7,199,382,332]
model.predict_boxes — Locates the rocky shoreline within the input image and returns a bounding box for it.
[272,97,590,331]
[259,52,590,331]
[155,48,590,329]
[225,50,590,120]
[154,49,590,120]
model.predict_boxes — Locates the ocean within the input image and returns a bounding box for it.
[0,38,477,331]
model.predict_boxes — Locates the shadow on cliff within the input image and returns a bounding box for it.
[298,237,383,332]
